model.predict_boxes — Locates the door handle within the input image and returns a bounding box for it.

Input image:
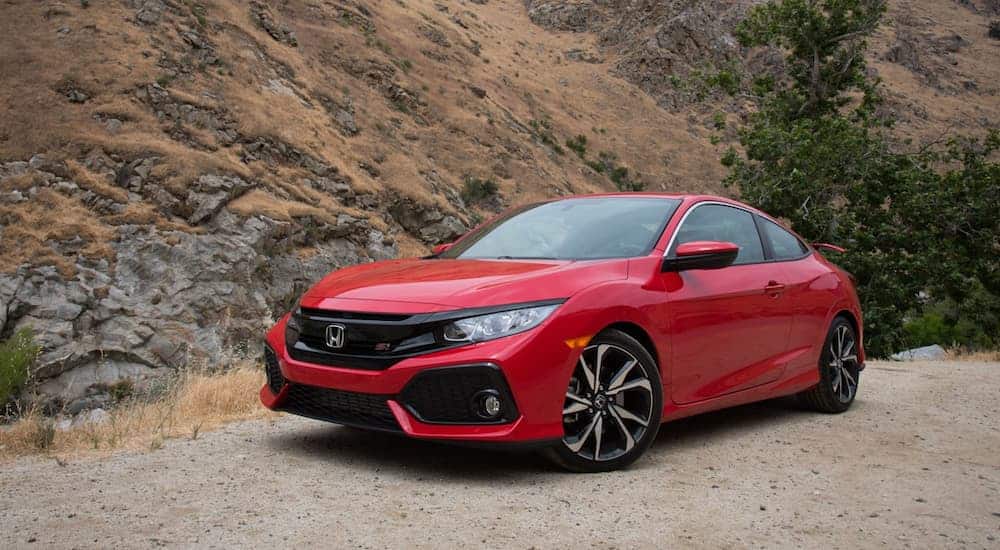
[764,281,786,295]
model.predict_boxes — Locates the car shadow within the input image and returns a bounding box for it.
[267,397,825,481]
[650,397,813,452]
[267,423,552,482]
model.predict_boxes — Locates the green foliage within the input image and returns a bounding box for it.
[584,159,605,174]
[155,74,175,88]
[529,119,564,155]
[393,58,413,73]
[735,0,885,118]
[723,0,1000,356]
[588,152,645,191]
[674,62,745,100]
[566,134,588,158]
[712,112,727,130]
[107,379,135,403]
[461,176,499,205]
[1,328,40,406]
[703,68,741,96]
[904,283,1000,349]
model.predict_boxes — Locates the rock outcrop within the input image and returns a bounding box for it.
[0,161,395,411]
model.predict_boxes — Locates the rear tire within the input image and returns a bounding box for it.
[544,329,662,473]
[798,317,861,413]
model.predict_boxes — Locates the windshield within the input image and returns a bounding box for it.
[441,197,681,260]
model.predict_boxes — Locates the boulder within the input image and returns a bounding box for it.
[524,0,602,32]
[891,344,947,362]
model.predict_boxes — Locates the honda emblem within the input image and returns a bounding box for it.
[325,324,346,349]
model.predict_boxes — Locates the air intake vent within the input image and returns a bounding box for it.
[278,384,401,432]
[264,345,285,394]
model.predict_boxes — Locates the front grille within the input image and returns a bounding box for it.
[287,308,452,370]
[398,365,518,424]
[285,301,565,372]
[279,383,401,432]
[264,345,285,394]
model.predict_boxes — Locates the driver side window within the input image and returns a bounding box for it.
[671,204,765,265]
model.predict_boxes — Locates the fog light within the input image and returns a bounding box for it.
[474,390,503,419]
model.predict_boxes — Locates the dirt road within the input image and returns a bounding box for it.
[2,360,998,549]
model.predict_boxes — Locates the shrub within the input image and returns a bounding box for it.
[591,151,645,191]
[565,134,588,158]
[107,379,135,403]
[461,176,499,204]
[155,74,174,88]
[712,112,727,130]
[704,67,741,96]
[394,58,413,73]
[529,119,564,155]
[1,328,39,406]
[584,159,605,173]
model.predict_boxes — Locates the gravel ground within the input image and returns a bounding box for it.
[1,360,998,549]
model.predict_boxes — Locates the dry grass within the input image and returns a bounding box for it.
[394,232,430,258]
[0,363,274,461]
[945,349,1000,362]
[63,160,129,204]
[227,188,342,224]
[0,188,115,276]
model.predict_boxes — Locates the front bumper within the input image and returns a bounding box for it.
[261,315,574,444]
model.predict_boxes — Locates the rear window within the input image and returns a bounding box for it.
[760,218,809,260]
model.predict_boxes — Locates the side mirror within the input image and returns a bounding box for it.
[432,242,454,255]
[661,241,739,272]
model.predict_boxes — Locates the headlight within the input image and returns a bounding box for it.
[284,298,302,344]
[442,304,559,343]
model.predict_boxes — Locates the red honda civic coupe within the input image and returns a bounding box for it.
[262,194,864,472]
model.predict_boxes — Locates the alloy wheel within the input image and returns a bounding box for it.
[828,324,860,403]
[561,343,654,462]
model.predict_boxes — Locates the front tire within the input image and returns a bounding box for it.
[798,317,861,413]
[544,329,662,473]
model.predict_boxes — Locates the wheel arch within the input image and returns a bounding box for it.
[834,309,858,332]
[831,308,865,365]
[601,321,660,370]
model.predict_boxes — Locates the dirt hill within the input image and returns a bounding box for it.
[1,0,997,411]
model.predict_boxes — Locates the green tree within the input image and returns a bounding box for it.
[723,0,999,356]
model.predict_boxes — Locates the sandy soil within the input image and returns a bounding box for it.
[1,360,998,549]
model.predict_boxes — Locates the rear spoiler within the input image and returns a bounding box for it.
[812,243,846,253]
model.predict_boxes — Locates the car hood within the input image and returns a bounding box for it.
[301,258,628,312]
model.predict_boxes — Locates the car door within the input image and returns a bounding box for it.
[756,216,840,373]
[662,203,795,404]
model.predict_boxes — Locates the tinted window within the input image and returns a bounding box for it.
[441,197,681,260]
[671,204,764,264]
[761,218,808,260]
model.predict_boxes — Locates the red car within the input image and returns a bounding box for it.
[262,194,864,472]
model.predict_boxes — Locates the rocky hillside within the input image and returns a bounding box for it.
[526,0,1000,143]
[1,0,997,412]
